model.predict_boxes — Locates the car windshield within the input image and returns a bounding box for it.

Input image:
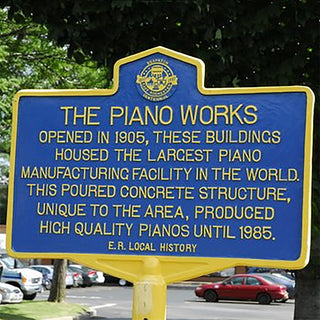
[71,265,90,272]
[0,255,25,268]
[38,267,52,274]
[259,274,280,284]
[272,273,294,282]
[81,266,91,272]
[69,266,82,272]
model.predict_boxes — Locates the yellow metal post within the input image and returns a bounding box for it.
[132,257,167,320]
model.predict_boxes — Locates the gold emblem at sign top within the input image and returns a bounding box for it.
[136,59,178,101]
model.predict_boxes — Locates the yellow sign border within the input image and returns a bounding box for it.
[7,46,314,285]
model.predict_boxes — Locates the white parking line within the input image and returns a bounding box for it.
[67,295,102,299]
[39,293,102,300]
[91,303,117,310]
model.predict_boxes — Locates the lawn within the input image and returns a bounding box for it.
[0,301,88,320]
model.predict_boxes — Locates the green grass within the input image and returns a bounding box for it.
[0,301,88,320]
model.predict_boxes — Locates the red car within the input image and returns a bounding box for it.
[195,274,288,304]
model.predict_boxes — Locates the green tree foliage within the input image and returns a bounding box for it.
[2,0,318,89]
[0,7,107,154]
[0,153,9,224]
[0,6,107,225]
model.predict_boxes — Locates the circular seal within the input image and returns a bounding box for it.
[136,60,178,101]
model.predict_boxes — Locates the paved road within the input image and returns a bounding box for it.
[37,285,294,320]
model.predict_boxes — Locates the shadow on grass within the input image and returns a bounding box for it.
[0,306,36,320]
[0,300,88,320]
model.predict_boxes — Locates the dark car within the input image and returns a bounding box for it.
[255,273,295,299]
[104,274,131,286]
[195,274,288,304]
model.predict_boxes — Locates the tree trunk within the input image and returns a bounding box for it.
[294,232,320,320]
[295,116,320,320]
[48,259,67,302]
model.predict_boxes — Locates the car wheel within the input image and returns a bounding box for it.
[23,292,37,300]
[45,280,52,290]
[257,293,272,305]
[204,290,218,302]
[119,279,127,286]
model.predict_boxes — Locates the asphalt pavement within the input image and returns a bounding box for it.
[44,282,198,320]
[41,283,294,320]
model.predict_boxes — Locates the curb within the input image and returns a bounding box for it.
[168,281,206,289]
[42,308,97,320]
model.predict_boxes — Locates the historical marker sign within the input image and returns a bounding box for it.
[7,47,314,319]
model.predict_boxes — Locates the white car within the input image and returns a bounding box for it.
[0,282,23,303]
[0,253,42,300]
[29,265,74,288]
[96,271,105,284]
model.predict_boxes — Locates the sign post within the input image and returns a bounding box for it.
[7,47,314,319]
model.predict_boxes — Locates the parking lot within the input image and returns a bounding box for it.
[0,253,295,319]
[36,284,294,320]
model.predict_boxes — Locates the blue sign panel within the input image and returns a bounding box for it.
[8,47,313,264]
